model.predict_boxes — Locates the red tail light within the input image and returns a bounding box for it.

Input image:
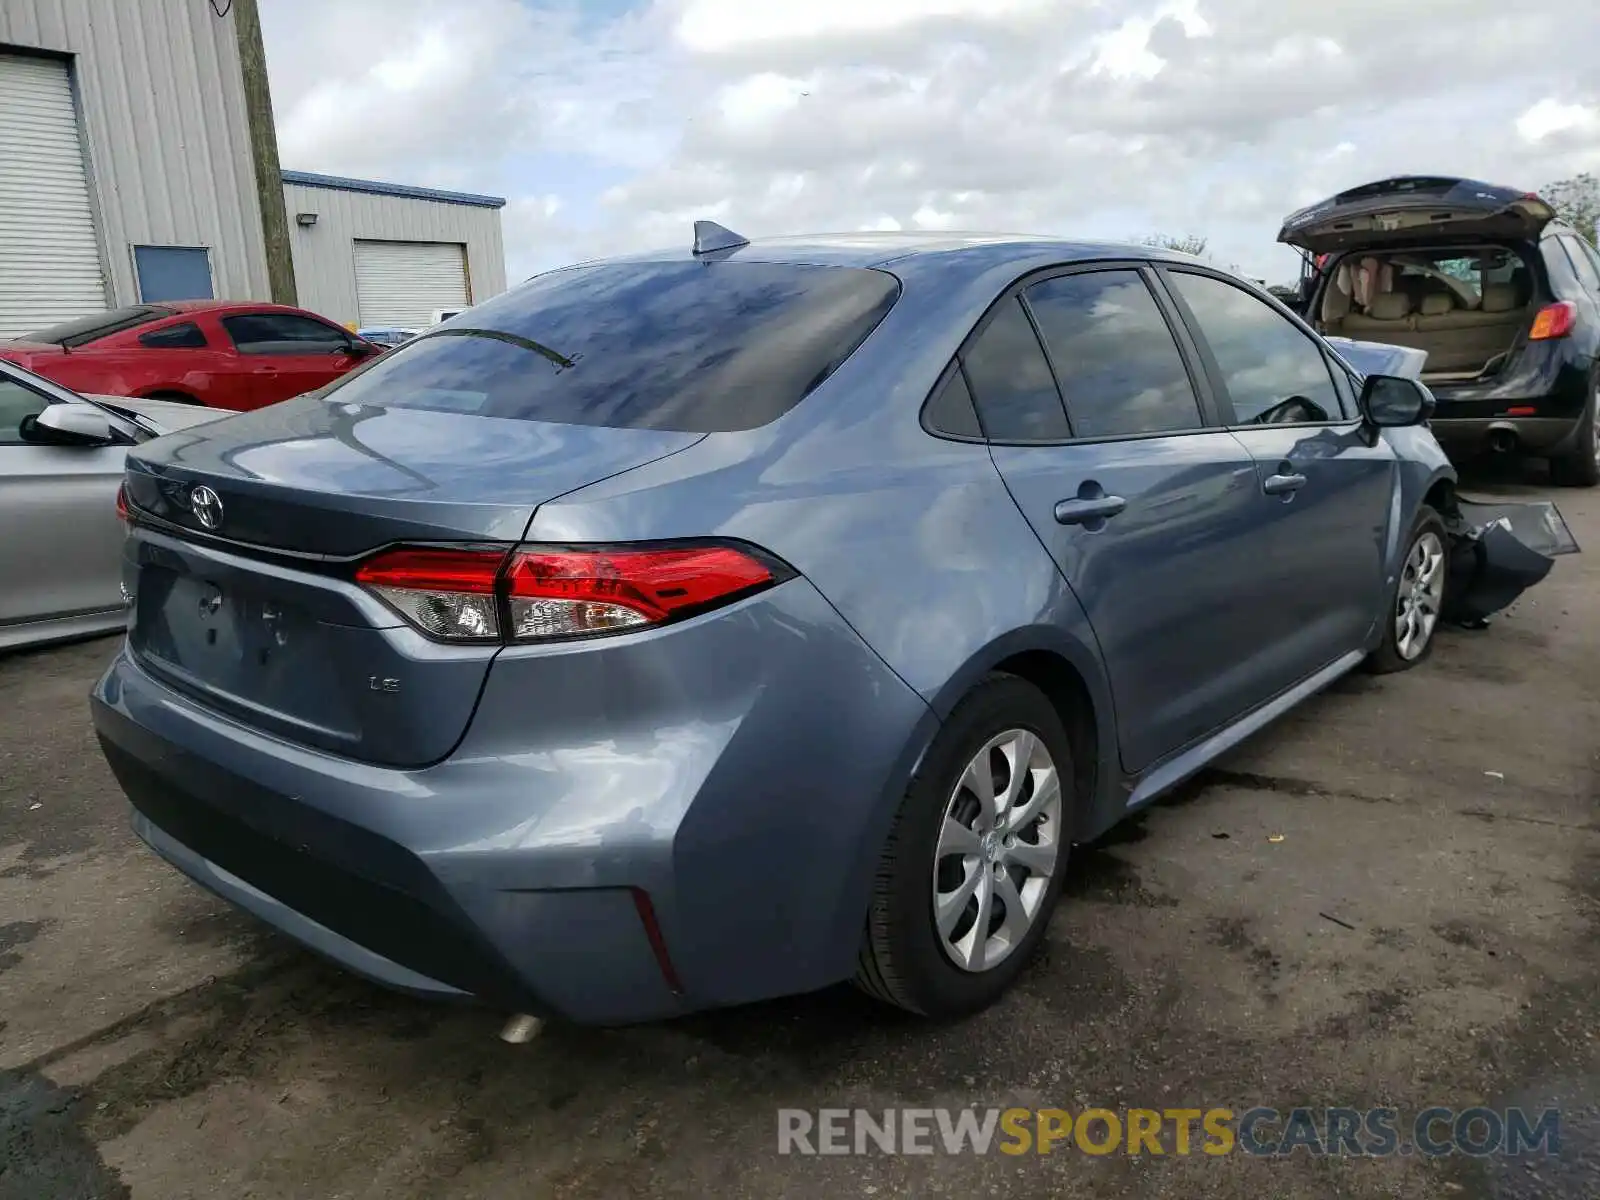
[354,542,785,643]
[1529,301,1577,341]
[115,482,130,523]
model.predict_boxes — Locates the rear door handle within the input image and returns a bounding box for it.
[1054,495,1127,525]
[1263,472,1307,496]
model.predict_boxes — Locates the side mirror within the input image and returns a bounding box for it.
[1359,374,1435,428]
[26,402,116,446]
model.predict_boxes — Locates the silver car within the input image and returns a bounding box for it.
[0,359,229,652]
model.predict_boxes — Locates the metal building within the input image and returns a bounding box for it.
[0,0,507,339]
[282,172,508,331]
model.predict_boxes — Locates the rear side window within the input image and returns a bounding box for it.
[1166,271,1345,423]
[1541,239,1584,301]
[923,367,982,438]
[139,322,207,349]
[1557,236,1600,294]
[22,305,174,348]
[1024,270,1202,438]
[960,297,1068,440]
[1578,239,1600,288]
[323,262,900,433]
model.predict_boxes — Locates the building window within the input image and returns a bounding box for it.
[133,246,214,302]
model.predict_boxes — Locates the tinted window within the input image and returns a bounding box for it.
[1542,239,1583,301]
[1167,272,1344,423]
[22,305,174,348]
[1579,239,1600,288]
[0,379,48,445]
[923,367,982,438]
[323,262,901,433]
[960,297,1068,440]
[1558,236,1600,294]
[139,322,207,349]
[1024,271,1201,438]
[223,313,350,354]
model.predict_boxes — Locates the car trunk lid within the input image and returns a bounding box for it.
[1279,176,1556,254]
[122,393,703,555]
[121,394,703,766]
[0,340,67,368]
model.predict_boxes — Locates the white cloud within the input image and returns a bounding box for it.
[1517,98,1600,143]
[264,0,1600,286]
[675,0,1058,53]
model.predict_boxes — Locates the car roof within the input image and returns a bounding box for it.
[155,300,320,315]
[579,231,1199,274]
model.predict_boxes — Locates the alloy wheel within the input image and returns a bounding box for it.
[1395,530,1445,661]
[932,729,1063,973]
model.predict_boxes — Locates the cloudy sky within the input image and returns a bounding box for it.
[260,0,1600,287]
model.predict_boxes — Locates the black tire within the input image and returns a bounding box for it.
[1365,504,1449,675]
[854,673,1075,1017]
[1548,384,1599,488]
[145,390,203,406]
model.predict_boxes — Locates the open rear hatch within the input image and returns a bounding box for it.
[1279,176,1556,254]
[121,393,703,767]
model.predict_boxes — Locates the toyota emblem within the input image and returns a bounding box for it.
[190,485,224,530]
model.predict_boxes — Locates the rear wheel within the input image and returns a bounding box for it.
[855,674,1074,1016]
[145,390,203,406]
[1548,382,1599,488]
[1366,505,1448,674]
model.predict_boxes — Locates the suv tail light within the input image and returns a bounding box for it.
[354,542,789,643]
[115,482,130,524]
[1529,301,1577,341]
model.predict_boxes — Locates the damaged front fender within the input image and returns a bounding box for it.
[1444,498,1581,627]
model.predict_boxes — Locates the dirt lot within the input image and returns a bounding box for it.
[2,467,1597,1200]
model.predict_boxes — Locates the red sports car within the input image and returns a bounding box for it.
[0,301,383,411]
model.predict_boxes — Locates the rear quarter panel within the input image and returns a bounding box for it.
[526,262,1122,841]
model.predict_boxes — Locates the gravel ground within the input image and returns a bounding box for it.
[2,466,1596,1200]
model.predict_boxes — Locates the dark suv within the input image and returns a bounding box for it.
[1281,176,1600,486]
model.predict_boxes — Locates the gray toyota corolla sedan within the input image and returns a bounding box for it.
[92,226,1460,1025]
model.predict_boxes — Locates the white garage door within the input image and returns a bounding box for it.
[353,240,470,329]
[0,54,106,338]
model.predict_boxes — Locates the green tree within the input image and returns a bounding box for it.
[1540,173,1599,244]
[1140,233,1209,257]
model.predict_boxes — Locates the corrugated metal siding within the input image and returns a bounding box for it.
[285,182,508,328]
[0,54,105,335]
[353,240,469,328]
[0,0,271,317]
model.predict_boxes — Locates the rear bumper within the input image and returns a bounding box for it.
[92,578,935,1024]
[1430,415,1579,455]
[1428,348,1592,457]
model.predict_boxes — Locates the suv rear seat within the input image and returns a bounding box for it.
[1323,283,1529,374]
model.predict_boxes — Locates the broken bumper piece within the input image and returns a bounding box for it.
[1444,498,1580,626]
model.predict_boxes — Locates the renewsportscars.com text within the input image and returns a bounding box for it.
[777,1106,1561,1158]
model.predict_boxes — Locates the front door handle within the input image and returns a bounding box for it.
[1263,472,1307,496]
[1054,495,1127,525]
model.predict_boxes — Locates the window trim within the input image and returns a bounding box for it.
[920,257,1229,448]
[1155,265,1363,431]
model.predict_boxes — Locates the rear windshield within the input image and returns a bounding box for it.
[23,305,176,348]
[320,261,901,432]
